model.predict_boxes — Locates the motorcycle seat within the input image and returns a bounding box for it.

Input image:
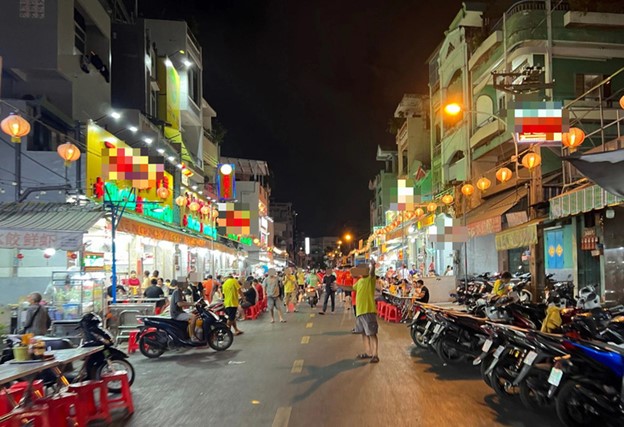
[142,316,189,326]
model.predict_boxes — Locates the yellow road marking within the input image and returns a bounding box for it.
[291,359,304,374]
[306,322,313,328]
[272,406,292,427]
[301,336,310,344]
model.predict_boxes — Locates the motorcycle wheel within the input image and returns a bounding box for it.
[139,331,166,359]
[94,357,135,393]
[555,380,601,427]
[413,326,431,350]
[480,354,494,388]
[207,326,234,351]
[490,357,520,399]
[519,375,550,410]
[435,336,464,364]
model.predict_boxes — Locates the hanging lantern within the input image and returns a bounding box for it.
[57,142,81,166]
[442,194,454,205]
[200,205,210,216]
[189,201,200,212]
[175,195,187,207]
[1,113,31,143]
[415,207,424,217]
[253,238,260,245]
[461,183,475,196]
[496,167,513,183]
[212,208,219,219]
[521,152,542,170]
[476,177,491,191]
[620,95,624,110]
[427,202,437,212]
[157,186,170,199]
[562,127,585,151]
[16,253,24,260]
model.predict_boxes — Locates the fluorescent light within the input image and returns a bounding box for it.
[192,185,198,190]
[168,156,175,162]
[198,190,203,194]
[157,148,165,154]
[110,111,121,120]
[144,137,153,144]
[179,50,185,54]
[176,164,183,169]
[128,126,138,133]
[183,59,192,67]
[164,58,173,67]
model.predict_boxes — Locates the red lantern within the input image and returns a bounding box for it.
[16,253,24,260]
[135,196,144,214]
[157,186,170,199]
[93,177,104,199]
[200,206,210,216]
[70,253,77,260]
[44,253,51,259]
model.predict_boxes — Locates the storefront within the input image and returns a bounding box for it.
[495,218,543,274]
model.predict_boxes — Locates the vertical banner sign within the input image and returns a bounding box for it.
[217,164,236,201]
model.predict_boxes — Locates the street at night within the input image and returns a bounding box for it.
[1,1,624,426]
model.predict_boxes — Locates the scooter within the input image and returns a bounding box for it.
[1,312,135,393]
[137,300,233,358]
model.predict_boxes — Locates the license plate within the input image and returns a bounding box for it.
[523,351,538,366]
[482,339,493,352]
[433,324,442,334]
[548,367,563,386]
[424,321,431,330]
[493,346,504,358]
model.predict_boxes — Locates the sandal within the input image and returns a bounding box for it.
[234,331,244,336]
[280,319,287,323]
[370,356,380,363]
[356,353,372,359]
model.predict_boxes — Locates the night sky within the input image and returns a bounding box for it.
[140,0,465,239]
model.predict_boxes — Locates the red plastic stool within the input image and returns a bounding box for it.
[244,306,257,320]
[100,371,134,416]
[376,300,384,313]
[8,380,45,402]
[386,305,400,323]
[378,302,388,319]
[34,392,78,427]
[0,404,50,427]
[127,331,139,354]
[67,380,111,425]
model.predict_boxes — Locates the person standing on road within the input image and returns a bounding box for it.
[264,269,286,323]
[352,260,381,363]
[222,274,244,336]
[283,268,297,312]
[296,269,306,302]
[319,269,336,315]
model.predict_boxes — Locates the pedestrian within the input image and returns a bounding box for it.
[319,268,336,315]
[127,270,141,295]
[413,279,430,303]
[222,274,244,335]
[202,275,215,303]
[343,268,354,310]
[263,269,285,323]
[22,292,50,335]
[142,271,151,292]
[296,269,306,302]
[352,260,381,363]
[283,268,297,312]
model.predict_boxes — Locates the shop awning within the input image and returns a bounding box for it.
[116,212,237,255]
[495,218,545,251]
[0,202,104,251]
[549,184,624,220]
[466,188,528,238]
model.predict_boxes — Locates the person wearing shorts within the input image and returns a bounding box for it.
[352,260,381,363]
[170,280,198,340]
[263,269,286,323]
[222,275,244,335]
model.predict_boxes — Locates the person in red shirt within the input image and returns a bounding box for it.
[343,269,354,310]
[202,275,215,303]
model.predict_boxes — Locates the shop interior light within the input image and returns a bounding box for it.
[176,164,183,169]
[128,126,138,133]
[164,58,173,67]
[110,111,121,120]
[144,137,153,144]
[183,59,193,67]
[157,148,165,154]
[168,156,175,162]
[192,185,198,190]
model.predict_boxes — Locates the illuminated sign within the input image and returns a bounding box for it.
[104,182,174,223]
[390,179,419,211]
[513,101,568,144]
[217,163,236,200]
[305,237,310,255]
[163,59,181,130]
[102,146,164,190]
[217,202,254,236]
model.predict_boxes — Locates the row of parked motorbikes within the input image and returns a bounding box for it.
[410,283,624,426]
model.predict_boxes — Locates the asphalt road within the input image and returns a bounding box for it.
[116,300,561,427]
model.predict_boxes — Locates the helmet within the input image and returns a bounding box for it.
[79,312,102,329]
[577,286,601,310]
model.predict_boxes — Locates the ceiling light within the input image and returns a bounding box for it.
[183,59,192,67]
[157,148,165,154]
[168,156,175,162]
[176,164,183,169]
[110,111,121,120]
[128,126,138,133]
[144,137,153,144]
[198,190,203,194]
[179,50,185,54]
[192,185,198,190]
[164,58,173,67]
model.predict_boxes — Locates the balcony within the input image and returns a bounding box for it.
[470,118,506,149]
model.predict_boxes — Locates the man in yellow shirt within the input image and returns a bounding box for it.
[492,271,512,297]
[352,260,382,363]
[222,274,244,335]
[283,269,297,312]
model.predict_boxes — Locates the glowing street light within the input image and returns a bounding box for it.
[444,103,462,116]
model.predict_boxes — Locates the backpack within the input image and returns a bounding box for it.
[44,307,52,329]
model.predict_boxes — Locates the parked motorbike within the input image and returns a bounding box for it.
[137,300,234,358]
[432,311,488,364]
[1,312,135,393]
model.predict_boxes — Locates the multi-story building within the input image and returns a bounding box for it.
[369,145,398,230]
[270,202,295,258]
[395,94,430,178]
[427,1,624,298]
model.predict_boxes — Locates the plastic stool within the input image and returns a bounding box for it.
[378,302,388,319]
[67,380,111,425]
[101,371,134,416]
[0,404,50,427]
[8,380,45,402]
[386,305,400,323]
[376,300,384,313]
[244,306,257,320]
[127,331,139,354]
[34,392,78,427]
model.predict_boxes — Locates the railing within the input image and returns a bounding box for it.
[489,1,570,35]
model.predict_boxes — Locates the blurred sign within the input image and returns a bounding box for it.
[512,101,568,145]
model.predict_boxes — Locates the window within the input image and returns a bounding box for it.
[29,121,62,152]
[188,66,200,106]
[74,9,86,54]
[149,89,158,118]
[575,74,610,101]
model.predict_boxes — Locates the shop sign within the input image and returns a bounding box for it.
[468,216,501,238]
[418,214,435,229]
[227,234,253,246]
[117,217,209,249]
[186,215,217,240]
[495,221,539,251]
[0,229,83,251]
[104,181,174,224]
[83,251,105,271]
